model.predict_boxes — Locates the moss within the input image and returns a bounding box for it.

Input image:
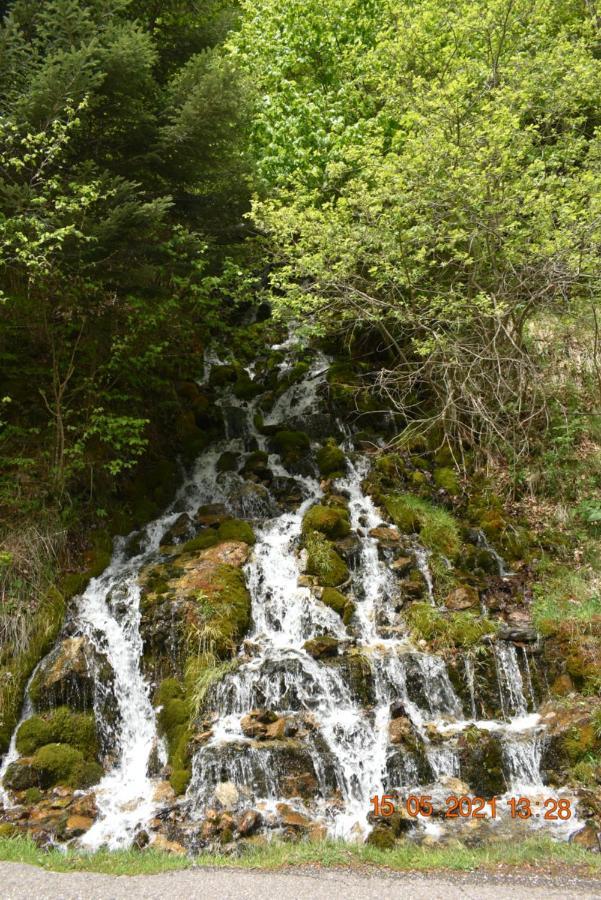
[182,531,219,553]
[305,533,349,587]
[24,787,43,804]
[209,364,238,387]
[16,708,97,758]
[384,493,461,558]
[210,565,252,647]
[30,743,102,789]
[563,724,598,762]
[367,826,396,849]
[0,587,65,756]
[409,471,427,488]
[316,440,347,477]
[270,430,311,461]
[0,824,19,838]
[158,698,189,735]
[320,587,355,623]
[61,573,90,600]
[433,467,460,494]
[217,519,256,545]
[170,768,191,796]
[241,451,269,476]
[216,451,239,473]
[233,373,261,401]
[156,678,185,705]
[407,603,496,648]
[302,505,350,539]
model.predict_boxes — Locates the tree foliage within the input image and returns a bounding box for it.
[234,0,601,456]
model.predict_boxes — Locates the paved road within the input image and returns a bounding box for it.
[1,862,601,900]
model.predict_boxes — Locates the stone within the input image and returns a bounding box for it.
[369,526,401,543]
[237,809,263,836]
[303,636,340,659]
[64,815,93,837]
[194,504,228,527]
[551,674,574,696]
[29,638,95,711]
[497,625,537,643]
[214,781,239,810]
[264,718,286,740]
[445,586,479,610]
[151,834,187,855]
[390,556,413,575]
[570,824,600,852]
[388,716,414,746]
[153,781,176,805]
[276,803,312,829]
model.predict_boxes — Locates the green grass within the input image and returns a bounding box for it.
[0,835,600,876]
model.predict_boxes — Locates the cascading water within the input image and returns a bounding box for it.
[0,339,580,847]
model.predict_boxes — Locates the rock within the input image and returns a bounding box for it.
[237,809,263,836]
[133,830,150,849]
[303,636,340,659]
[369,526,401,543]
[497,626,537,643]
[214,781,239,810]
[153,781,176,805]
[160,514,192,546]
[228,482,276,518]
[276,803,312,830]
[281,772,318,799]
[390,556,413,575]
[366,825,396,849]
[29,638,95,711]
[64,815,93,837]
[570,824,601,851]
[241,709,278,740]
[302,505,350,539]
[445,586,479,610]
[551,674,574,696]
[265,718,286,740]
[194,504,228,527]
[152,834,187,855]
[388,716,414,746]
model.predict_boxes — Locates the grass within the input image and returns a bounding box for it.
[0,835,600,877]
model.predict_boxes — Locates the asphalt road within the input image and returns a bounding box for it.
[1,863,601,900]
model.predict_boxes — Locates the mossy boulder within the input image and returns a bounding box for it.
[316,439,347,477]
[302,505,350,539]
[303,636,340,659]
[367,825,396,849]
[458,730,506,798]
[5,744,103,792]
[154,679,193,796]
[241,451,272,482]
[305,533,350,587]
[16,708,98,758]
[216,451,239,473]
[209,364,238,387]
[320,587,355,624]
[29,637,95,711]
[217,519,256,546]
[269,431,312,471]
[232,372,261,401]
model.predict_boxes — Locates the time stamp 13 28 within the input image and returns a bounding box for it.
[370,794,573,820]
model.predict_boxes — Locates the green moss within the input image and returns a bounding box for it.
[233,373,261,401]
[0,824,19,838]
[563,724,598,762]
[367,827,396,849]
[30,743,102,789]
[170,768,191,796]
[16,708,97,758]
[217,519,256,545]
[305,533,349,587]
[270,430,311,461]
[158,698,189,735]
[302,505,350,539]
[320,587,355,623]
[383,493,461,558]
[156,678,184,705]
[316,440,347,477]
[407,603,496,648]
[209,364,238,387]
[433,467,460,493]
[241,451,269,475]
[216,451,239,473]
[24,787,43,804]
[0,587,65,756]
[182,531,219,553]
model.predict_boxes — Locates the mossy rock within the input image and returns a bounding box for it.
[158,698,189,736]
[366,825,396,849]
[303,636,340,659]
[241,451,271,479]
[216,451,239,473]
[182,531,220,553]
[302,505,350,539]
[233,373,261,401]
[217,519,256,545]
[16,708,98,758]
[384,493,461,558]
[321,587,355,623]
[305,533,350,587]
[5,743,103,791]
[0,824,19,838]
[209,364,238,387]
[316,440,347,477]
[170,768,191,796]
[433,467,460,494]
[563,724,598,762]
[270,430,311,461]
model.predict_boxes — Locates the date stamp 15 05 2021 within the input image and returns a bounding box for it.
[370,794,573,820]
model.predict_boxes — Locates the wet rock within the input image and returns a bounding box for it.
[303,636,340,659]
[332,534,362,565]
[133,830,150,849]
[64,815,93,837]
[276,803,312,830]
[390,556,413,575]
[366,825,396,848]
[497,625,537,643]
[445,586,479,611]
[29,638,95,711]
[281,772,318,799]
[161,514,193,546]
[153,781,176,805]
[237,809,263,836]
[228,482,276,518]
[570,824,601,851]
[458,729,506,798]
[152,834,187,855]
[389,716,415,746]
[194,504,229,528]
[240,709,278,739]
[369,525,401,544]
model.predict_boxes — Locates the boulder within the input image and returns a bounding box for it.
[388,716,415,746]
[303,636,340,659]
[445,586,479,611]
[570,824,600,852]
[29,638,95,711]
[276,803,312,830]
[214,781,239,811]
[237,809,263,836]
[64,815,93,838]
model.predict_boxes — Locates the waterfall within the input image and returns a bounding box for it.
[1,341,561,847]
